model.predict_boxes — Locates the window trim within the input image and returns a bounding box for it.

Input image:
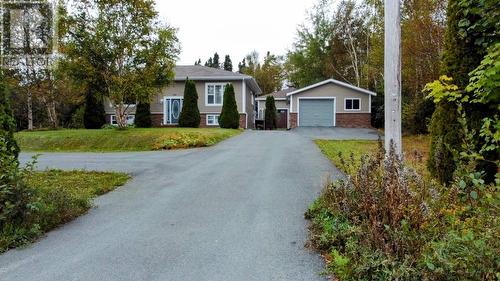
[205,83,227,106]
[206,114,220,126]
[344,98,361,111]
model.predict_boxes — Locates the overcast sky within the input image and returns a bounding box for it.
[155,0,314,66]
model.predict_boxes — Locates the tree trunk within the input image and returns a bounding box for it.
[114,102,127,129]
[27,90,33,131]
[47,100,57,128]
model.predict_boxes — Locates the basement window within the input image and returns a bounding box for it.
[206,114,220,126]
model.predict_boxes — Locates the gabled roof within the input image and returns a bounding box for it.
[173,65,262,95]
[286,79,377,97]
[256,88,296,100]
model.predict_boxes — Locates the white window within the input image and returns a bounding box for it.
[110,115,135,125]
[206,114,220,126]
[206,83,226,106]
[345,98,361,111]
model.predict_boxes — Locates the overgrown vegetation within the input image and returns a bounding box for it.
[15,128,241,152]
[1,169,129,253]
[307,142,499,280]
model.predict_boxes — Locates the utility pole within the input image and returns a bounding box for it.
[384,0,402,156]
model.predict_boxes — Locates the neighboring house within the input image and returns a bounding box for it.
[104,65,262,128]
[257,79,376,129]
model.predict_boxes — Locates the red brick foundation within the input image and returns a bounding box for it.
[336,113,371,128]
[290,113,298,129]
[152,114,163,127]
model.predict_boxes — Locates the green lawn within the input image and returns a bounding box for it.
[1,170,130,252]
[15,128,241,152]
[315,135,430,176]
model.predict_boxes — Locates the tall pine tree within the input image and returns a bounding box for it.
[223,55,233,71]
[212,53,220,68]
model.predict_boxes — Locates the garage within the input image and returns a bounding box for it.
[287,79,376,129]
[299,99,335,127]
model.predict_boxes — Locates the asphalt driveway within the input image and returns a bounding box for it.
[0,131,341,281]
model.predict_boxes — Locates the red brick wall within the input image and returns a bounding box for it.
[290,113,298,129]
[336,113,371,128]
[152,114,163,127]
[288,112,371,128]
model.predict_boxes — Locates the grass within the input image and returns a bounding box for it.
[15,128,241,152]
[0,170,130,252]
[315,135,430,176]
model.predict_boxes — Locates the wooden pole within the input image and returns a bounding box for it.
[384,0,402,156]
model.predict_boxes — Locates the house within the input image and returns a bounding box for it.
[104,65,262,128]
[256,79,376,129]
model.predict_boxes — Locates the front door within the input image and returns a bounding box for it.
[165,97,183,125]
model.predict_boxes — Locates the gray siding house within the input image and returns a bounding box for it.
[104,65,262,128]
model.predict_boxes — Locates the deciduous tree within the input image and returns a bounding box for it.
[64,0,179,129]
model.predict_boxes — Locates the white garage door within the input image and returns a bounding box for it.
[299,99,335,127]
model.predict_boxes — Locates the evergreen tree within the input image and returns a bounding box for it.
[83,88,106,129]
[428,102,462,184]
[223,55,233,71]
[0,72,20,159]
[179,79,200,128]
[265,96,277,130]
[238,58,247,73]
[134,102,152,128]
[205,57,213,67]
[212,53,220,68]
[219,84,239,129]
[427,0,485,184]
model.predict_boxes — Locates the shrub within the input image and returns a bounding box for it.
[265,96,277,130]
[219,84,239,129]
[134,102,153,128]
[83,89,106,129]
[179,79,200,128]
[0,74,19,158]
